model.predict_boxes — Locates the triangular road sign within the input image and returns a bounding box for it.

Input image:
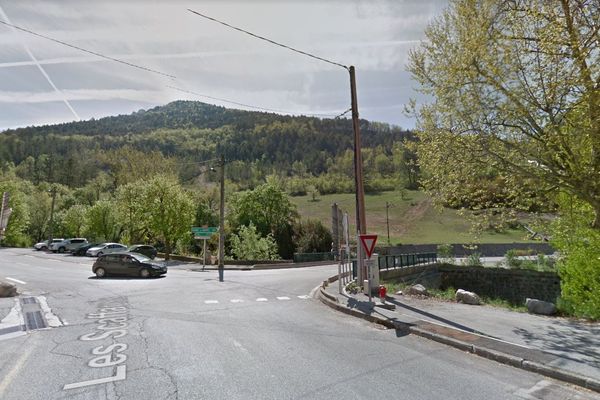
[359,234,378,259]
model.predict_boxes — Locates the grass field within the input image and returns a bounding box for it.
[291,190,532,245]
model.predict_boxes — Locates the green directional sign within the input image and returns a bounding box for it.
[191,226,218,239]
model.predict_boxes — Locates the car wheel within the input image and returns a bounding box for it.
[95,267,106,278]
[97,252,103,257]
[58,247,65,253]
[139,268,151,279]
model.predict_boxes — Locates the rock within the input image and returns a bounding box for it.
[395,290,403,296]
[0,282,18,297]
[406,284,429,296]
[456,289,481,305]
[526,298,557,315]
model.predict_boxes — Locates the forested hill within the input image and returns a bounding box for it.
[0,101,413,188]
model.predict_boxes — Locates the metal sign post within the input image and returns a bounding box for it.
[191,227,218,271]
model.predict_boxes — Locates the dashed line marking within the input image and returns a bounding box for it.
[5,277,26,285]
[297,295,310,300]
[276,296,290,301]
[204,300,219,304]
[256,298,268,302]
[230,299,244,303]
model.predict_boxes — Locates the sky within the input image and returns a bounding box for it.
[0,0,448,131]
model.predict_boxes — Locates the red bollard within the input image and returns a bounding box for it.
[379,285,387,303]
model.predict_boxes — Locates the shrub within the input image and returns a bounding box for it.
[437,243,454,263]
[230,223,278,260]
[464,252,482,267]
[552,196,600,319]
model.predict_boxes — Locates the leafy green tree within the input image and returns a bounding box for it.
[0,174,32,246]
[228,181,298,258]
[60,205,89,238]
[228,182,298,239]
[86,200,122,242]
[408,0,600,226]
[116,182,148,244]
[552,195,600,319]
[293,219,332,254]
[230,223,278,260]
[141,175,195,260]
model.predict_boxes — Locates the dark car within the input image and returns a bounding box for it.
[72,242,100,256]
[92,252,167,278]
[127,244,158,259]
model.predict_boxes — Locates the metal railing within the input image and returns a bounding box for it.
[352,252,438,278]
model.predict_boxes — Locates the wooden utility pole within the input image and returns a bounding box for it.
[350,66,367,284]
[350,66,366,235]
[218,154,225,282]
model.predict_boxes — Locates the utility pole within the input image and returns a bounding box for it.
[386,201,391,245]
[218,154,225,282]
[350,66,367,284]
[47,186,57,249]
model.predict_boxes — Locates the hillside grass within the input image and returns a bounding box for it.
[291,190,532,245]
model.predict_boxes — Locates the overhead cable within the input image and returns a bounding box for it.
[0,20,176,79]
[187,9,348,70]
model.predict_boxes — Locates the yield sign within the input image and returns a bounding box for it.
[359,234,378,259]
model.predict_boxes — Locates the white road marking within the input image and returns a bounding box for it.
[63,365,126,390]
[276,296,290,301]
[37,296,65,327]
[297,295,310,299]
[204,300,219,304]
[230,299,244,303]
[256,298,268,302]
[5,277,26,285]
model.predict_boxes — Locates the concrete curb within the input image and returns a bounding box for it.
[317,273,600,394]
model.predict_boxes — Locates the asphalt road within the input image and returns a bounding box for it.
[1,247,598,400]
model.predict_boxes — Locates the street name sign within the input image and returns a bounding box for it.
[191,226,218,239]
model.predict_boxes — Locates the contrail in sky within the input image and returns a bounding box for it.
[0,5,80,120]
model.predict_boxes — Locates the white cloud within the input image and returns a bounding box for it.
[0,0,447,130]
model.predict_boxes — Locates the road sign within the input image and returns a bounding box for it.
[359,234,378,259]
[191,226,218,239]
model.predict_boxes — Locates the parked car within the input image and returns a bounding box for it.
[92,252,167,278]
[71,242,101,256]
[86,243,127,257]
[50,238,88,253]
[33,238,64,251]
[127,244,157,259]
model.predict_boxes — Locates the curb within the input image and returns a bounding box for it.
[318,274,600,394]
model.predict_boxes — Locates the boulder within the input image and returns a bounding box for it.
[395,290,403,296]
[406,284,429,296]
[0,282,18,298]
[526,298,557,316]
[456,289,481,305]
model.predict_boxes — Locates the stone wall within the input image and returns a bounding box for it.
[380,263,561,305]
[439,265,561,304]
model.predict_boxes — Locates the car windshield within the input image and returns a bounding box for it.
[131,253,150,262]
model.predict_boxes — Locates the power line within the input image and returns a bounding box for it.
[167,85,344,118]
[0,20,176,79]
[187,9,349,71]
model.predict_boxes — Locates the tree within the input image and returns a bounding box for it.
[408,0,600,226]
[230,223,278,260]
[86,200,122,242]
[228,182,298,239]
[60,204,89,238]
[141,175,195,260]
[293,219,332,254]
